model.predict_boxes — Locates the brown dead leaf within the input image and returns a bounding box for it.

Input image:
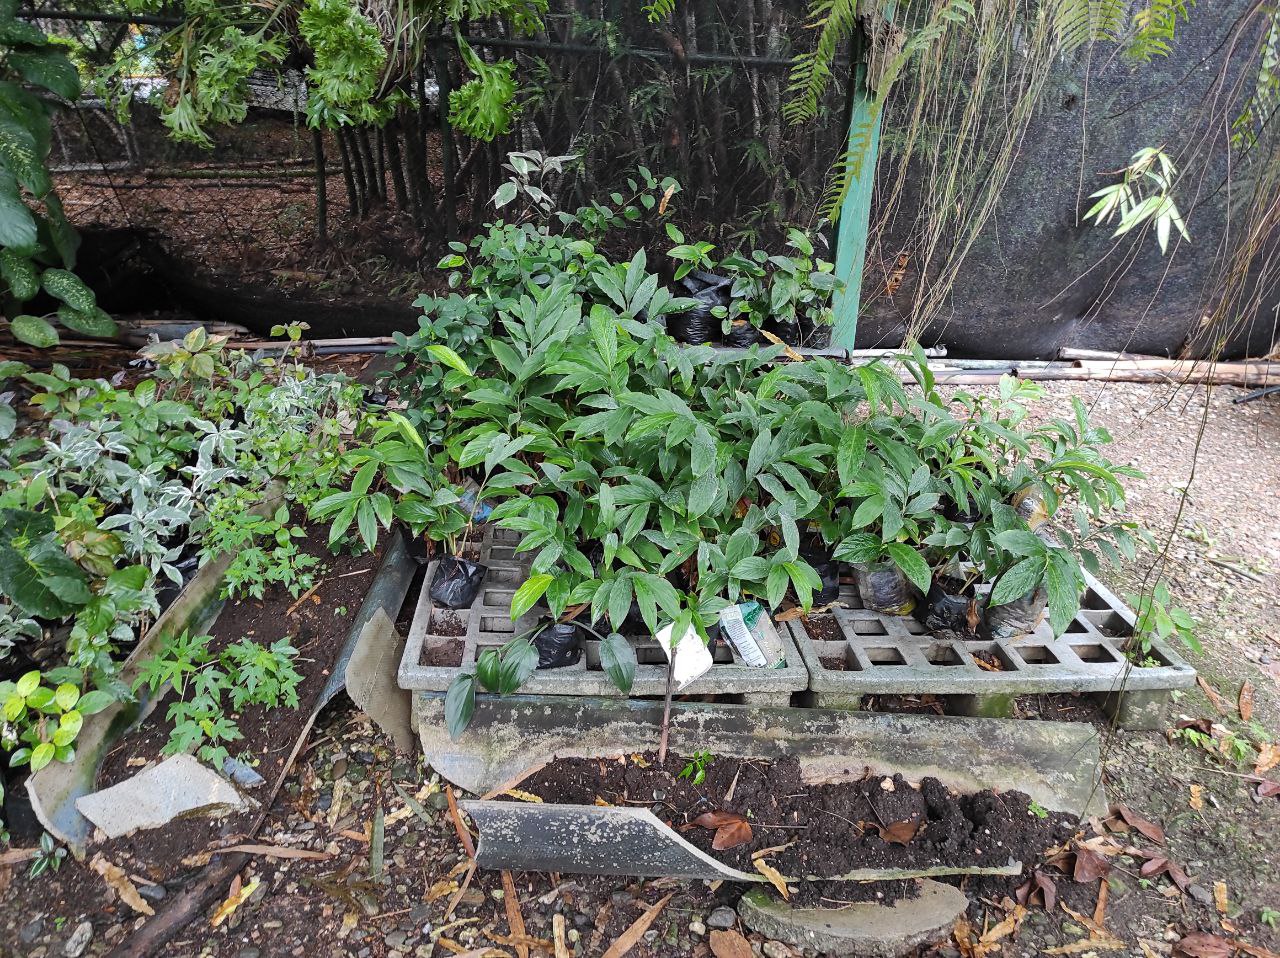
[427,879,460,902]
[1174,931,1235,958]
[600,893,673,958]
[693,811,748,829]
[219,844,333,860]
[1237,941,1280,958]
[1190,784,1205,810]
[1110,804,1166,845]
[979,904,1026,945]
[1141,856,1192,891]
[0,847,39,866]
[1257,780,1280,799]
[1073,845,1112,883]
[864,818,921,846]
[753,858,790,900]
[1062,903,1115,942]
[1254,743,1280,776]
[1239,681,1255,722]
[90,854,154,917]
[1015,870,1057,912]
[210,877,259,928]
[1093,879,1110,935]
[1198,677,1231,715]
[708,929,753,958]
[501,871,529,958]
[712,819,754,851]
[1213,881,1229,915]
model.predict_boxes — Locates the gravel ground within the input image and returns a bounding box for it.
[1,380,1278,958]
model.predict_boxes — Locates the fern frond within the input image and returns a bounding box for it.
[642,0,677,24]
[820,108,881,220]
[1052,0,1127,53]
[784,0,858,126]
[1232,3,1280,149]
[1128,0,1194,62]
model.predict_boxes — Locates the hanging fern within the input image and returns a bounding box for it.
[1128,0,1195,61]
[784,0,859,126]
[1231,3,1279,148]
[643,0,678,24]
[1051,0,1127,53]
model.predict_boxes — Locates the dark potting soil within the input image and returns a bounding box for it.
[421,637,465,667]
[803,614,843,643]
[819,656,848,672]
[514,753,1077,889]
[972,649,1008,671]
[428,610,467,638]
[93,527,383,879]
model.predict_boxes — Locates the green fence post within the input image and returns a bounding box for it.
[831,6,895,350]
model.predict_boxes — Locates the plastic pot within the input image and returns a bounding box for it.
[535,622,582,669]
[429,555,488,609]
[724,320,762,347]
[811,560,841,606]
[668,272,730,344]
[918,579,984,637]
[982,584,1048,640]
[855,561,916,616]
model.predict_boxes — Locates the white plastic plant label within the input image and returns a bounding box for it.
[719,601,786,669]
[655,621,714,691]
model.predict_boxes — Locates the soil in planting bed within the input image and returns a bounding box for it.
[428,610,467,637]
[421,638,465,667]
[802,614,843,643]
[819,655,848,671]
[92,527,383,879]
[512,752,1077,889]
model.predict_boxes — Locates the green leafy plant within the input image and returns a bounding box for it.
[678,750,714,786]
[0,669,113,772]
[206,505,322,601]
[28,831,67,878]
[134,631,302,770]
[1028,799,1049,819]
[1084,147,1190,254]
[1128,583,1200,657]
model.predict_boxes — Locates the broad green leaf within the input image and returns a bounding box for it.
[75,689,114,715]
[56,305,116,338]
[493,181,518,208]
[0,180,36,251]
[988,556,1045,607]
[444,674,475,741]
[600,632,636,694]
[41,267,95,312]
[8,48,81,101]
[510,573,553,621]
[426,343,473,376]
[30,741,55,771]
[496,638,538,694]
[15,670,39,697]
[10,314,58,348]
[474,648,501,693]
[836,425,867,487]
[884,543,932,594]
[53,682,78,711]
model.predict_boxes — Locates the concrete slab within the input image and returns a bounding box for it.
[738,880,966,957]
[346,608,416,753]
[76,755,246,839]
[418,695,1107,817]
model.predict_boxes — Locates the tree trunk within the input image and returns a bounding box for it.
[312,127,328,243]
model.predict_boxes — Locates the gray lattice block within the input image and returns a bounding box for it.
[790,570,1195,697]
[400,529,811,696]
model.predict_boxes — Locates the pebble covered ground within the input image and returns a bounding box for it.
[1,380,1278,958]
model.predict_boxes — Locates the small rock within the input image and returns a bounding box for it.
[410,904,431,922]
[386,931,408,948]
[1188,884,1214,906]
[689,920,706,936]
[138,883,167,903]
[763,942,791,958]
[643,929,659,943]
[354,750,376,764]
[238,948,261,958]
[708,906,737,930]
[331,758,348,779]
[63,921,93,958]
[428,793,450,811]
[19,917,44,944]
[459,889,484,908]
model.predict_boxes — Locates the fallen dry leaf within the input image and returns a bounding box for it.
[1015,870,1057,912]
[501,870,529,958]
[709,929,753,958]
[1174,931,1234,958]
[693,811,748,829]
[553,914,569,958]
[1110,804,1166,845]
[712,819,754,851]
[1141,856,1192,891]
[219,844,333,860]
[502,789,542,803]
[1093,879,1110,935]
[864,818,921,846]
[1257,781,1280,799]
[980,904,1027,944]
[1190,784,1205,810]
[1198,677,1231,715]
[600,893,673,958]
[753,858,790,900]
[1239,681,1255,722]
[210,877,259,928]
[1255,743,1280,776]
[1073,845,1113,883]
[90,854,154,917]
[1062,903,1115,941]
[1214,881,1229,915]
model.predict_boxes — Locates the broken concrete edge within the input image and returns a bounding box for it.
[346,608,417,754]
[23,498,256,856]
[461,799,1023,885]
[462,799,763,882]
[417,695,1108,819]
[74,754,249,840]
[737,880,968,958]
